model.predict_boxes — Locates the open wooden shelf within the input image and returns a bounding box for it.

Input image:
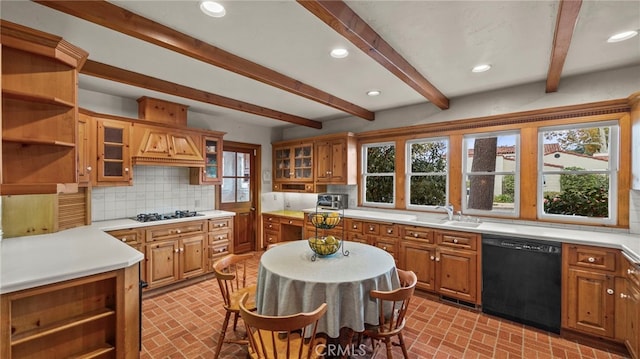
[68,344,115,359]
[11,308,115,346]
[2,88,75,108]
[3,136,76,147]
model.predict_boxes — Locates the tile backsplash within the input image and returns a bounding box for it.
[92,166,215,221]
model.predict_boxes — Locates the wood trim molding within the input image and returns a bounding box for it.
[81,60,322,129]
[34,0,374,121]
[297,0,450,110]
[546,0,582,93]
[356,98,630,141]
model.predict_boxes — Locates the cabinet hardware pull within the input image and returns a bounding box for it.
[387,229,392,234]
[369,227,374,231]
[174,248,179,253]
[121,238,127,242]
[629,269,638,275]
[180,248,184,252]
[453,239,459,244]
[87,166,92,172]
[289,220,292,224]
[587,257,596,263]
[435,257,440,262]
[413,233,419,238]
[382,246,387,251]
[430,255,435,261]
[125,167,129,172]
[353,225,357,229]
[606,288,614,295]
[620,293,629,299]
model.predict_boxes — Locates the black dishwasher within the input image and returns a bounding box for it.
[482,235,561,334]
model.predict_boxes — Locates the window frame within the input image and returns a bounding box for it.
[461,131,521,217]
[405,137,450,210]
[537,121,619,225]
[361,141,396,208]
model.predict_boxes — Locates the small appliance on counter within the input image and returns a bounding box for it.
[317,193,348,210]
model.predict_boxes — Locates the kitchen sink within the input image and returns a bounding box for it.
[445,221,481,228]
[415,216,450,225]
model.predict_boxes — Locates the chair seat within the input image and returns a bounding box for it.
[228,284,257,312]
[247,331,327,359]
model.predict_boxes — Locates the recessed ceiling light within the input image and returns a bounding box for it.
[367,90,381,96]
[472,64,492,73]
[330,48,349,58]
[200,0,226,18]
[607,30,638,43]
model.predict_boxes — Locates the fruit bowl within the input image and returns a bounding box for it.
[308,236,341,256]
[309,212,342,229]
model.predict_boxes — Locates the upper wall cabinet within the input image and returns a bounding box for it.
[271,141,315,192]
[314,133,357,185]
[1,20,88,195]
[94,118,132,185]
[190,134,224,185]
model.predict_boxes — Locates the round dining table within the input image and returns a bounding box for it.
[255,240,400,338]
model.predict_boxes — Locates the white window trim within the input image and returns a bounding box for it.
[405,137,449,210]
[537,121,618,225]
[362,142,396,208]
[461,131,520,217]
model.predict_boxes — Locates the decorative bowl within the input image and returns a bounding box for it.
[308,236,341,256]
[309,212,342,229]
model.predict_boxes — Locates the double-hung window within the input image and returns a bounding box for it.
[462,132,520,216]
[362,142,395,207]
[538,121,618,224]
[406,137,448,208]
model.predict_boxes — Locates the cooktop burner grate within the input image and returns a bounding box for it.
[134,210,203,222]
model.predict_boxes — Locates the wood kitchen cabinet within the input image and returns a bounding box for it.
[208,217,234,269]
[190,134,224,185]
[1,21,87,195]
[272,141,315,192]
[399,227,481,305]
[314,133,357,185]
[619,256,640,359]
[106,227,146,282]
[145,221,207,289]
[263,213,304,247]
[77,112,92,184]
[0,265,139,359]
[131,123,203,166]
[562,244,619,338]
[94,117,132,185]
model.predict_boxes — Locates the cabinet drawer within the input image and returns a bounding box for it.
[364,222,380,236]
[281,217,303,227]
[263,215,281,224]
[263,222,280,232]
[106,228,144,246]
[346,219,363,234]
[209,217,232,231]
[566,245,618,272]
[209,231,230,243]
[381,224,398,237]
[402,226,433,243]
[376,239,397,257]
[436,230,478,250]
[209,240,230,258]
[347,232,369,244]
[264,230,279,245]
[624,257,640,287]
[146,221,206,242]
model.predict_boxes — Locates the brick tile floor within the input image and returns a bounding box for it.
[140,251,629,359]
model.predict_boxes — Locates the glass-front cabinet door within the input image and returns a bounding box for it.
[203,137,221,183]
[274,146,292,180]
[96,118,131,184]
[293,144,313,180]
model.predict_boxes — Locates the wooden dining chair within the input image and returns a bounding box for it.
[362,269,417,359]
[239,293,328,359]
[212,253,257,359]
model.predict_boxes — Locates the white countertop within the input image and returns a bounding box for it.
[0,210,235,294]
[304,208,640,264]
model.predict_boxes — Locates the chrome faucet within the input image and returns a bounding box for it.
[436,203,455,221]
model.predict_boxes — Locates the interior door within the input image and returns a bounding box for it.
[218,143,258,253]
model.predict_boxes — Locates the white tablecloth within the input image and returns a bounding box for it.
[256,240,400,338]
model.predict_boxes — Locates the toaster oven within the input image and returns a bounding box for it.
[317,193,348,210]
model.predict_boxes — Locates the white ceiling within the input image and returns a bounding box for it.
[1,0,639,129]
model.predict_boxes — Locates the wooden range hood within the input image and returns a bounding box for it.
[131,97,205,168]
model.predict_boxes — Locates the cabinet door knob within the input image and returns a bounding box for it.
[174,248,179,253]
[435,257,440,262]
[606,288,614,295]
[413,233,419,238]
[125,167,129,172]
[430,255,435,261]
[628,269,638,275]
[121,237,127,242]
[587,257,596,263]
[453,239,459,244]
[176,229,181,234]
[387,229,393,234]
[382,246,387,251]
[289,220,292,224]
[369,227,374,231]
[87,166,92,172]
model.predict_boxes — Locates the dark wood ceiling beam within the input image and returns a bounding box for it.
[81,60,323,129]
[298,0,449,110]
[34,0,374,121]
[546,0,582,93]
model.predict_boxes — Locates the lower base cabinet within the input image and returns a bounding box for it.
[0,264,140,359]
[146,233,206,289]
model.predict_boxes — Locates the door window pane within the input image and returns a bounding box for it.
[221,178,236,203]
